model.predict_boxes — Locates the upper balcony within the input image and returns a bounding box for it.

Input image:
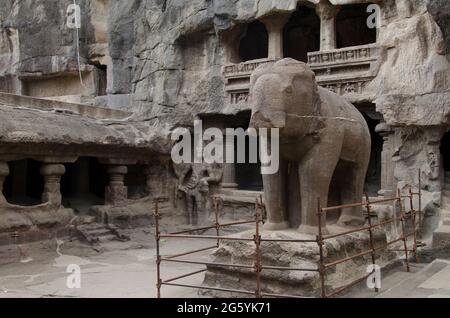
[221,2,381,109]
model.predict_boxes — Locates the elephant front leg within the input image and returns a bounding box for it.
[298,152,339,235]
[262,159,289,230]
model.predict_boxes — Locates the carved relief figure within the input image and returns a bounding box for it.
[174,163,223,225]
[249,58,371,234]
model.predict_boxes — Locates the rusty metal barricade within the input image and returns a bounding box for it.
[154,171,423,298]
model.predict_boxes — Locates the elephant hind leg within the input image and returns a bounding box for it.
[337,161,366,227]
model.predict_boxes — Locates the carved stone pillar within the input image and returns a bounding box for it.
[222,135,238,189]
[316,0,340,51]
[105,165,128,207]
[376,123,395,197]
[261,14,290,59]
[0,162,9,205]
[40,164,65,206]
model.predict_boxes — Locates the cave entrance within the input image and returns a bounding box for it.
[3,159,43,206]
[336,4,377,48]
[440,132,450,172]
[233,111,263,191]
[362,112,383,196]
[95,64,108,96]
[238,20,269,62]
[283,5,320,62]
[125,164,147,199]
[60,157,107,213]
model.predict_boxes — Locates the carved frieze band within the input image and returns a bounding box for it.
[307,44,379,66]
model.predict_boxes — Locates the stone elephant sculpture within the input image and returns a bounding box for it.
[249,58,371,234]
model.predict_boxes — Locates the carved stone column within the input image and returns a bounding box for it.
[0,162,9,205]
[376,123,395,197]
[40,164,65,207]
[222,134,238,189]
[261,14,290,59]
[316,0,340,51]
[105,165,128,207]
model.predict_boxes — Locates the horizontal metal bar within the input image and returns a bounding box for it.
[261,265,319,272]
[322,197,401,213]
[160,234,255,242]
[321,202,366,212]
[162,282,256,296]
[326,272,374,298]
[260,238,317,243]
[374,237,404,252]
[161,258,254,269]
[219,220,256,227]
[169,224,217,235]
[162,245,218,260]
[368,196,401,205]
[162,269,207,284]
[323,217,403,241]
[323,225,371,240]
[325,249,374,268]
[261,292,312,299]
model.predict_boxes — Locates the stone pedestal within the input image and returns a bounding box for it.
[316,1,340,51]
[0,162,9,205]
[376,123,395,197]
[201,226,397,298]
[40,164,65,207]
[105,165,128,207]
[262,14,290,59]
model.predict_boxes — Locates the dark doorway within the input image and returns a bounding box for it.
[233,112,263,191]
[440,132,450,171]
[60,158,107,212]
[336,4,377,48]
[361,111,383,196]
[3,159,43,206]
[125,165,147,199]
[283,5,320,62]
[95,64,108,96]
[239,20,269,62]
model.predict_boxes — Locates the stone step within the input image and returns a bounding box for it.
[443,218,450,226]
[443,189,450,197]
[433,225,450,249]
[98,234,117,243]
[85,228,112,236]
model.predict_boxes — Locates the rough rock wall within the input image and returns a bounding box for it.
[428,0,450,56]
[0,0,138,99]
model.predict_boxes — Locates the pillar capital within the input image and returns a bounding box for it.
[105,164,128,207]
[315,0,340,51]
[40,163,65,206]
[40,163,66,177]
[315,0,340,20]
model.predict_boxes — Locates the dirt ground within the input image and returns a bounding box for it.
[0,227,212,298]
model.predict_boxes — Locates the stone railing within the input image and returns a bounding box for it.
[307,44,381,98]
[222,58,276,106]
[307,44,379,66]
[222,44,381,106]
